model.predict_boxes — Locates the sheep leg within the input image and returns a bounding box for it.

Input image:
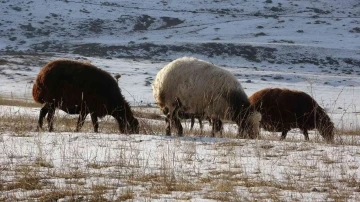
[115,117,127,134]
[190,116,195,130]
[211,120,216,137]
[215,119,223,138]
[46,105,55,132]
[237,126,245,138]
[76,111,88,132]
[37,103,50,131]
[173,116,183,136]
[90,113,99,133]
[207,117,212,126]
[211,119,222,138]
[303,129,309,141]
[280,130,289,140]
[165,114,171,136]
[172,98,183,136]
[166,98,183,136]
[170,109,183,136]
[198,118,203,131]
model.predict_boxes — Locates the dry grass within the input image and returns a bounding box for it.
[0,96,41,108]
[30,190,87,201]
[0,97,167,134]
[336,128,360,136]
[2,166,42,191]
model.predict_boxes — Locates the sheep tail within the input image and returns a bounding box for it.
[32,82,45,104]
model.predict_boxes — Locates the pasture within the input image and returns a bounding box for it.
[0,95,359,201]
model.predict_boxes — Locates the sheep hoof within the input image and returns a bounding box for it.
[35,126,42,132]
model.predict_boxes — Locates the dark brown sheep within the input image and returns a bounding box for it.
[32,59,139,134]
[249,88,334,143]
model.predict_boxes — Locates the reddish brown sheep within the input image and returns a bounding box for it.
[249,88,334,143]
[32,59,139,134]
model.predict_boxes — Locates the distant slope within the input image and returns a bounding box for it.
[0,0,359,68]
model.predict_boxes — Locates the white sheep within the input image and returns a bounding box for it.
[152,57,261,138]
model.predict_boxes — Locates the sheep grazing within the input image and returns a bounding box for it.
[152,57,261,138]
[248,88,334,143]
[32,59,139,134]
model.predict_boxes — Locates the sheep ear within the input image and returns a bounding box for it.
[114,73,122,82]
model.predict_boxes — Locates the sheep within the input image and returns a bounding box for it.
[248,88,334,143]
[32,59,139,134]
[152,57,261,138]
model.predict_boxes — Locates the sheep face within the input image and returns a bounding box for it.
[128,118,140,134]
[113,110,139,134]
[238,110,262,139]
[318,118,335,143]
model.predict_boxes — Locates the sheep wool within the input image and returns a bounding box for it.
[153,57,261,138]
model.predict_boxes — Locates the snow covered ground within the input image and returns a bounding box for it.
[0,104,360,201]
[0,0,360,201]
[1,125,360,201]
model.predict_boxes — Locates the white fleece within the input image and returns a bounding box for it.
[152,57,248,121]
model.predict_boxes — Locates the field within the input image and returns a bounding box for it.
[0,99,360,201]
[1,0,360,201]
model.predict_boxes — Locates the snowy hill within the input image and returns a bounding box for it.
[1,0,359,64]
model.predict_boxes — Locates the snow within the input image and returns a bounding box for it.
[1,121,360,200]
[0,0,360,201]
